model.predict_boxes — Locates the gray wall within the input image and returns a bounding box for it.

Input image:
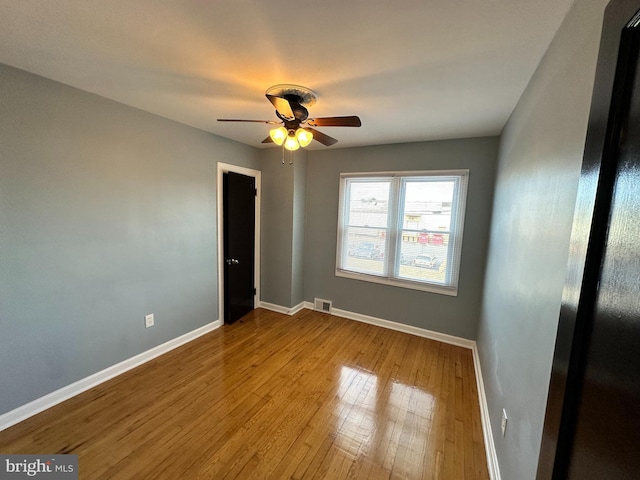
[304,137,498,339]
[291,154,307,306]
[259,147,308,307]
[476,0,609,478]
[0,64,260,415]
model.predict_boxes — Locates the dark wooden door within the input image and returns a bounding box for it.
[223,172,255,324]
[537,2,640,478]
[566,16,640,479]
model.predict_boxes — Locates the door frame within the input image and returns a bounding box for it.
[217,162,261,324]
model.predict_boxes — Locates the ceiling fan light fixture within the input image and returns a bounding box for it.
[284,134,300,151]
[295,128,313,147]
[269,126,287,146]
[219,85,360,150]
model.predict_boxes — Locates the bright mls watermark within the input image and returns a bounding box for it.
[0,455,77,479]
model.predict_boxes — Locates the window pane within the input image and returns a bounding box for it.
[397,232,449,284]
[343,227,386,275]
[397,180,455,285]
[346,181,390,228]
[402,180,455,232]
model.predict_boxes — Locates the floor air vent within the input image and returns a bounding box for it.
[314,298,332,313]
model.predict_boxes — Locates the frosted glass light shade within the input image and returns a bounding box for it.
[284,135,300,151]
[269,126,287,146]
[295,128,313,147]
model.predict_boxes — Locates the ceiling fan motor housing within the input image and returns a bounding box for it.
[276,103,309,126]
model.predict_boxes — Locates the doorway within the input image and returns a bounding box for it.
[217,163,261,324]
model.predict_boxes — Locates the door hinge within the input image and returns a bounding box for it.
[253,288,257,295]
[254,188,258,196]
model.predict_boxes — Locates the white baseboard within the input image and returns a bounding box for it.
[329,306,476,349]
[288,302,306,315]
[472,345,502,480]
[259,301,306,315]
[0,320,221,432]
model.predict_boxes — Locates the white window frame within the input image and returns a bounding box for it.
[335,169,469,296]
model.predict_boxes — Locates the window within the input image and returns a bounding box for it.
[336,170,469,295]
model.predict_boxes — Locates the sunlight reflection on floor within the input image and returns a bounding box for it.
[334,365,435,476]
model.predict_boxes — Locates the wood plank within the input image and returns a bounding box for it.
[0,308,489,479]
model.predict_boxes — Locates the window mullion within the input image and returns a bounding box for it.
[395,177,409,280]
[385,176,401,279]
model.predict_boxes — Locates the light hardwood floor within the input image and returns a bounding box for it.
[0,309,489,479]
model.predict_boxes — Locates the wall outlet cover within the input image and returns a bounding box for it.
[145,314,155,328]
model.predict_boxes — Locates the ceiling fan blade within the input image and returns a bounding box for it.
[261,136,274,144]
[217,119,281,124]
[306,127,338,146]
[266,94,295,120]
[307,116,361,127]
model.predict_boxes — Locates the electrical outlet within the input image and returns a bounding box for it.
[501,408,508,436]
[145,314,155,328]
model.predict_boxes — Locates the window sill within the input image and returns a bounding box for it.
[335,269,458,296]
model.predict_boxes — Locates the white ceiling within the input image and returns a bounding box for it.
[0,0,574,150]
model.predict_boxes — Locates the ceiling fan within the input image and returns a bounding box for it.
[217,84,361,150]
